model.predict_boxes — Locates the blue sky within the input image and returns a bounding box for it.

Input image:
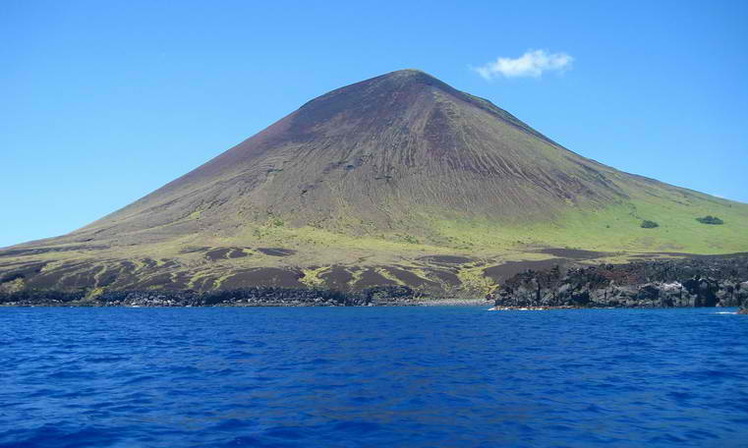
[1,0,746,248]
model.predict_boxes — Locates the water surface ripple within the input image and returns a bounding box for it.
[1,307,746,447]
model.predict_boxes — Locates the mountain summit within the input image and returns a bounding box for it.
[70,69,637,240]
[3,70,747,295]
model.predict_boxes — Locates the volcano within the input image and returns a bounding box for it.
[3,69,747,296]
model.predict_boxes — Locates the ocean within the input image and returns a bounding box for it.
[1,307,746,447]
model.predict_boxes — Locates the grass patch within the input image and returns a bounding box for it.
[300,266,330,288]
[456,263,498,296]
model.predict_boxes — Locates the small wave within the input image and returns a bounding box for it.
[332,420,383,434]
[210,418,254,431]
[713,311,736,315]
[263,426,307,440]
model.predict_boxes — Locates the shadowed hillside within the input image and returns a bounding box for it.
[3,69,747,297]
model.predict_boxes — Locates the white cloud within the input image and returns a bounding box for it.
[473,50,573,79]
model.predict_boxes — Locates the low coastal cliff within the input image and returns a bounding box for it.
[495,256,748,309]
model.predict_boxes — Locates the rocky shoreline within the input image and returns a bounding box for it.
[0,285,420,307]
[493,255,748,310]
[3,256,748,310]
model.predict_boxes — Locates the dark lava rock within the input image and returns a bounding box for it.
[496,256,748,309]
[204,247,250,261]
[538,248,608,259]
[220,268,305,289]
[352,268,397,289]
[256,248,296,257]
[0,285,417,307]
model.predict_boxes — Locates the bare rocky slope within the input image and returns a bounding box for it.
[2,69,748,299]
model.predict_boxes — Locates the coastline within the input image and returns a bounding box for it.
[2,256,746,310]
[493,255,748,310]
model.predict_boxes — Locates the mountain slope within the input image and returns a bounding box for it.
[3,69,747,296]
[80,70,632,239]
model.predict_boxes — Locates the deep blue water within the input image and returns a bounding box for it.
[1,307,747,447]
